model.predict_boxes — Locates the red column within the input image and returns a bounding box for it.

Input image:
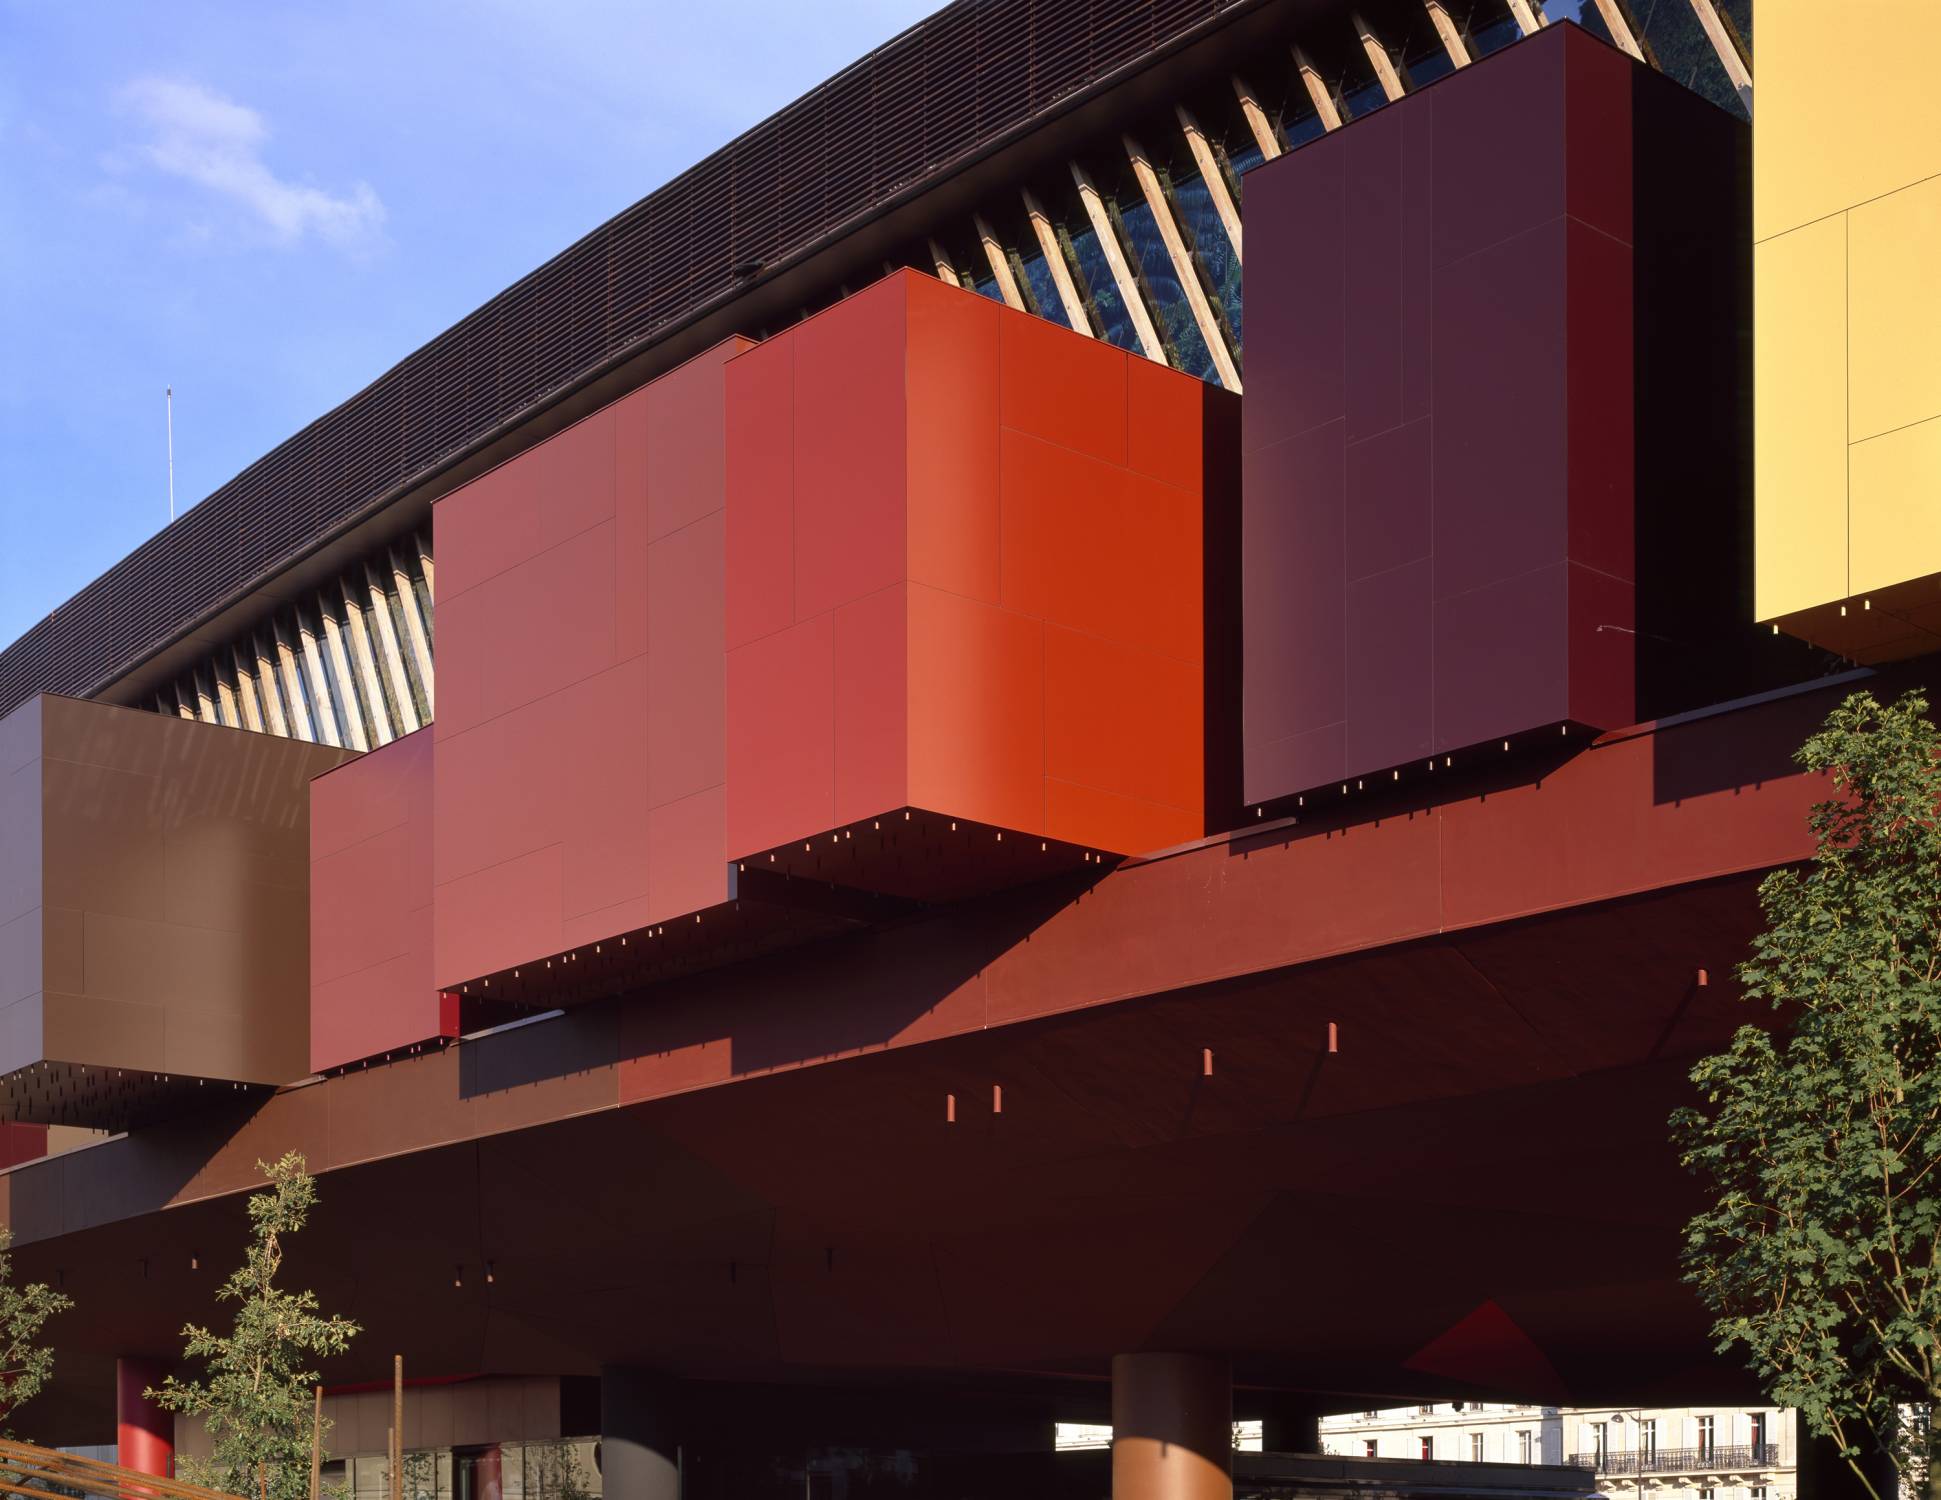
[116,1359,172,1478]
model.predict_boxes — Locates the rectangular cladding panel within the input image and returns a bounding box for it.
[1241,23,1636,807]
[725,271,1212,880]
[1755,0,1941,659]
[310,728,445,1074]
[431,339,752,991]
[0,694,351,1119]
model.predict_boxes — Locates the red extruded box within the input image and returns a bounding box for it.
[725,271,1214,897]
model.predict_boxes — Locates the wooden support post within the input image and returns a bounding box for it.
[1176,106,1242,260]
[972,215,1027,311]
[317,606,370,751]
[272,619,316,742]
[1590,0,1648,61]
[230,647,265,733]
[1426,0,1472,67]
[1230,76,1282,159]
[389,547,435,717]
[1293,49,1345,130]
[1686,0,1751,108]
[928,239,961,287]
[192,669,219,727]
[253,634,290,739]
[1068,160,1167,364]
[309,1387,322,1500]
[1354,12,1409,101]
[339,587,395,745]
[364,566,421,735]
[1021,190,1094,334]
[1504,0,1543,34]
[1122,134,1242,392]
[212,666,240,729]
[295,610,343,748]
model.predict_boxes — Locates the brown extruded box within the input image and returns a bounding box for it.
[0,695,354,1128]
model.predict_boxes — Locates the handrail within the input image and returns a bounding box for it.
[0,1437,244,1500]
[1565,1444,1782,1476]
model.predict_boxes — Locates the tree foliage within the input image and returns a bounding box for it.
[0,1225,72,1437]
[149,1153,358,1500]
[1672,689,1941,1500]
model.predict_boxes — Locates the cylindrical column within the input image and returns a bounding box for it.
[116,1358,173,1478]
[1111,1352,1231,1500]
[599,1366,682,1500]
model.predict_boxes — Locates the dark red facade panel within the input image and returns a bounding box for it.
[310,727,445,1075]
[430,339,752,993]
[1241,23,1637,807]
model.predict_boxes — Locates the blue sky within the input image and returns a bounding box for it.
[0,0,933,648]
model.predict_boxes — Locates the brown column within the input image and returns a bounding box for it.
[1111,1353,1231,1500]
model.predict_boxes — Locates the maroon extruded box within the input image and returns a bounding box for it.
[1241,23,1637,806]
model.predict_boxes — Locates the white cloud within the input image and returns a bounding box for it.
[117,77,384,252]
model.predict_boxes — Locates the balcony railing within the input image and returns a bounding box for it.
[1567,1445,1781,1476]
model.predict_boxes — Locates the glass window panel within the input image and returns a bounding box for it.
[1540,0,1616,47]
[1400,16,1459,87]
[1018,251,1072,329]
[1284,105,1328,148]
[1469,3,1524,57]
[968,269,1006,304]
[1715,0,1749,49]
[1228,141,1265,180]
[1340,75,1391,121]
[1630,0,1745,116]
[1115,194,1217,381]
[1065,221,1146,354]
[1168,167,1242,363]
[1408,47,1457,87]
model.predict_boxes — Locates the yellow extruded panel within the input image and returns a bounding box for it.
[1756,0,1941,636]
[1754,217,1849,620]
[1754,0,1941,244]
[1848,175,1941,443]
[1851,417,1941,598]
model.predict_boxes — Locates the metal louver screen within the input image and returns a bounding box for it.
[0,0,1251,719]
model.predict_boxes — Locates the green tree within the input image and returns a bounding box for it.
[150,1153,358,1500]
[0,1225,72,1436]
[1672,688,1941,1500]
